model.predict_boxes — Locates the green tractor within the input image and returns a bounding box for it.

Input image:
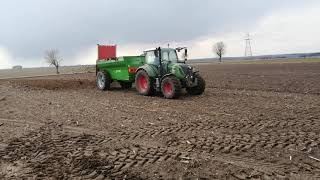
[96,45,205,99]
[135,47,205,99]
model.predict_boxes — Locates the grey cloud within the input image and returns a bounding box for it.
[0,0,307,61]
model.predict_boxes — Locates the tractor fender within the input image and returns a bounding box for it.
[160,73,175,81]
[136,64,158,78]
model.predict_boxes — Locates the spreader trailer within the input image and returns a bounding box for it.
[96,45,144,90]
[96,45,205,99]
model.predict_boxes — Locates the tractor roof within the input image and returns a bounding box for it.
[143,48,175,52]
[143,48,157,52]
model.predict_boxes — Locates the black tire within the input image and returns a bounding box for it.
[186,74,205,95]
[119,81,132,89]
[135,70,155,96]
[96,71,111,91]
[161,76,182,99]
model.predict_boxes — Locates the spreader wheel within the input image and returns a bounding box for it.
[161,76,181,99]
[97,71,111,91]
[135,70,155,96]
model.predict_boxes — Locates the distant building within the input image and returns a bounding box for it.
[12,65,23,70]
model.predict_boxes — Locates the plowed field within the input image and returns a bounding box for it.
[0,62,320,179]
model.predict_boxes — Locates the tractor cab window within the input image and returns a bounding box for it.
[162,51,169,61]
[162,49,179,63]
[145,51,159,65]
[169,50,178,62]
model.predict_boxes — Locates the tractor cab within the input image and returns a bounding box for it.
[144,48,187,65]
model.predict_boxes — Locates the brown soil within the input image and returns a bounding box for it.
[0,62,320,179]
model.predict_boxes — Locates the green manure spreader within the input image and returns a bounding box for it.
[96,45,205,99]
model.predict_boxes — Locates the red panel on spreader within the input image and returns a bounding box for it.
[98,45,116,60]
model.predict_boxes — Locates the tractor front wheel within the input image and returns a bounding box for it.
[186,74,205,95]
[97,71,111,91]
[135,70,155,96]
[161,76,181,99]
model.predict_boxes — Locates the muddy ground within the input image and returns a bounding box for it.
[0,62,320,179]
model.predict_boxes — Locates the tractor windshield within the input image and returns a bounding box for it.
[145,49,180,65]
[162,49,179,63]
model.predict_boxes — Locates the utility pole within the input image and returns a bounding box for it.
[245,33,252,57]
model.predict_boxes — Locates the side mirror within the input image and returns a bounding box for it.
[184,49,188,61]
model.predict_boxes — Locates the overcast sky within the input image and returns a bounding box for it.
[0,0,319,68]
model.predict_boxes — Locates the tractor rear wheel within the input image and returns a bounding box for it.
[97,71,111,91]
[135,70,155,96]
[161,76,181,99]
[186,74,205,95]
[119,81,132,89]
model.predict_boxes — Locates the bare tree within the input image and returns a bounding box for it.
[45,49,62,74]
[213,42,226,62]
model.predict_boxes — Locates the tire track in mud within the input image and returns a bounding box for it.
[1,119,319,179]
[0,143,7,152]
[119,119,319,153]
[213,154,320,180]
[0,122,192,179]
[116,119,320,179]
